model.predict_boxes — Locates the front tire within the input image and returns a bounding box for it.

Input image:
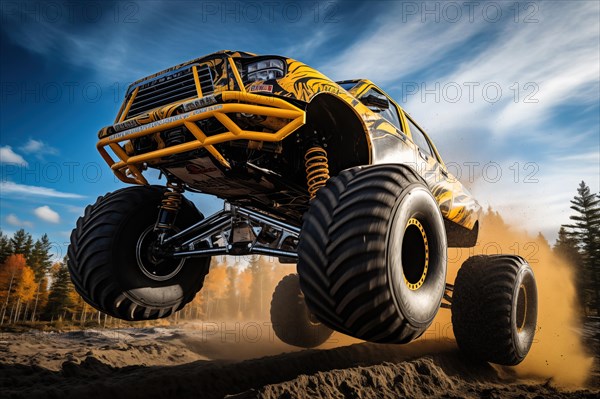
[67,186,210,321]
[270,274,333,348]
[452,255,538,365]
[297,164,447,343]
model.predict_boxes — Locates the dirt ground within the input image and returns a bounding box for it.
[0,324,598,399]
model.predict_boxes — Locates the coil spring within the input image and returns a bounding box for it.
[161,180,184,212]
[155,180,185,231]
[305,146,330,199]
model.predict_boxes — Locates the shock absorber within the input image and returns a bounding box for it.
[155,179,184,232]
[304,146,330,199]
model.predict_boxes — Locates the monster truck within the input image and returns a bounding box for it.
[68,50,537,365]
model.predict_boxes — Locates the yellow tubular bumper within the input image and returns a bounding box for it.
[97,91,306,185]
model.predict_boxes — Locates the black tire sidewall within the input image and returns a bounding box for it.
[110,188,208,309]
[271,274,333,348]
[451,255,538,365]
[387,184,447,328]
[511,264,537,360]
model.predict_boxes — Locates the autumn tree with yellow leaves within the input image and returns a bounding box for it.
[0,254,37,325]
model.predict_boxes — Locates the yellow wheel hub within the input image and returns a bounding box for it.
[516,284,527,332]
[404,218,429,291]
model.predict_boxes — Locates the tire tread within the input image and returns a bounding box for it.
[298,164,434,343]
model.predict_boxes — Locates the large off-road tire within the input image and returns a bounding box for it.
[270,274,333,348]
[452,255,538,365]
[67,186,210,321]
[297,164,447,343]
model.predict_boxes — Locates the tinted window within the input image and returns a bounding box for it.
[338,82,358,91]
[406,116,433,157]
[361,89,402,131]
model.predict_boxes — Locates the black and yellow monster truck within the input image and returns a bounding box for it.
[68,50,537,365]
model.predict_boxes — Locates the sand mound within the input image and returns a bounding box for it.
[257,357,458,398]
[256,356,596,399]
[1,331,597,399]
[0,328,208,371]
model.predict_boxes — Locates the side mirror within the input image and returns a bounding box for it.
[360,91,390,110]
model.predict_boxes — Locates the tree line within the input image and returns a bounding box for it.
[182,256,294,322]
[0,230,54,325]
[553,181,600,317]
[0,227,293,326]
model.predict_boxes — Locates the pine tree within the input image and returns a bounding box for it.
[224,265,239,319]
[10,229,33,261]
[536,232,551,252]
[201,261,229,319]
[564,181,600,316]
[483,206,507,230]
[44,262,76,320]
[30,277,49,322]
[554,226,583,267]
[29,234,53,282]
[238,269,253,317]
[248,256,272,320]
[0,231,13,264]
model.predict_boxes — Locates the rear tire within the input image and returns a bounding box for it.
[67,186,210,321]
[297,164,447,343]
[452,255,538,365]
[270,274,333,348]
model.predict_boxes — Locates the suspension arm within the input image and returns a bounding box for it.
[235,207,300,236]
[171,246,298,259]
[159,202,301,260]
[162,210,231,248]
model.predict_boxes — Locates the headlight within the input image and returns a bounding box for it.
[245,59,285,82]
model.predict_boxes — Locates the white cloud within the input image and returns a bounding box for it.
[555,151,600,163]
[65,205,85,214]
[34,206,61,223]
[0,146,28,166]
[21,139,43,153]
[0,181,85,199]
[5,213,33,228]
[405,2,600,139]
[318,6,485,84]
[285,27,331,61]
[20,139,59,158]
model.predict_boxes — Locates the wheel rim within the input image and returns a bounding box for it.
[136,225,185,281]
[402,218,429,291]
[516,283,527,332]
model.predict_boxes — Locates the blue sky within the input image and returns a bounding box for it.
[0,0,598,258]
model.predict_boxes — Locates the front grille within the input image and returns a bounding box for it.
[196,65,214,96]
[126,64,214,118]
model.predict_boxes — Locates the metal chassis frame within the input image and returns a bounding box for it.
[159,202,301,260]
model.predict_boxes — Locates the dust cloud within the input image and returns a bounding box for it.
[201,210,594,386]
[424,210,594,386]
